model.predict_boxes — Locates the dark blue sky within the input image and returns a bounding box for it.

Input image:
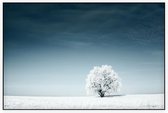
[4,3,164,96]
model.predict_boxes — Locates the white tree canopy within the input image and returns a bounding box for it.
[86,65,121,97]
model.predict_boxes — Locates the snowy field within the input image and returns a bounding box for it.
[4,94,164,109]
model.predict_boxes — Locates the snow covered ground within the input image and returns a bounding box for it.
[4,94,164,109]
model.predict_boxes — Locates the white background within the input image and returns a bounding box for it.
[0,0,167,113]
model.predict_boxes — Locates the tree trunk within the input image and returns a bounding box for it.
[100,93,104,97]
[98,90,104,97]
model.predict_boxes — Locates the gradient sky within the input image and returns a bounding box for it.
[4,3,164,96]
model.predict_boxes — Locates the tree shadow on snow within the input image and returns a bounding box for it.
[104,94,126,98]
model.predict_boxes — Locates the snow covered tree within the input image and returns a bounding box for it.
[85,65,121,97]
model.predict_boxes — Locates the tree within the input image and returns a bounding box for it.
[85,65,121,97]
